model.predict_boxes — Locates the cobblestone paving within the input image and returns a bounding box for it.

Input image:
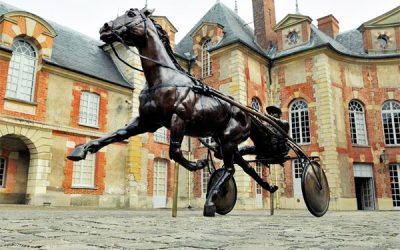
[0,205,398,249]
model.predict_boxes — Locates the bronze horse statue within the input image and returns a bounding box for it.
[68,7,281,216]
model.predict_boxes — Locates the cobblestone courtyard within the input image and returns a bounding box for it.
[0,205,398,249]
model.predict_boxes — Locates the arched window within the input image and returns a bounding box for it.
[381,100,400,145]
[6,39,38,102]
[289,100,311,144]
[201,39,212,78]
[251,97,261,111]
[348,100,368,145]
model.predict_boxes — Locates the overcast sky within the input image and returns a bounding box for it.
[2,0,399,42]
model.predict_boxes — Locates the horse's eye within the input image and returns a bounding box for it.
[127,11,136,17]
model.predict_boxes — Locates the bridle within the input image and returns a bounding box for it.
[107,10,210,93]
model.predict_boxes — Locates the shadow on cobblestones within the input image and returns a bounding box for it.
[0,205,398,249]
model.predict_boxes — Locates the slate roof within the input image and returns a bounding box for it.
[175,2,265,58]
[0,2,132,89]
[175,2,399,61]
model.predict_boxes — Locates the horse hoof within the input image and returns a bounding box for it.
[270,185,279,194]
[203,205,216,217]
[67,145,87,161]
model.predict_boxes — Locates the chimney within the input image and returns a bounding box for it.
[252,0,277,50]
[317,15,339,39]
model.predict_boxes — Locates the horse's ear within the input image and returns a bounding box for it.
[141,7,155,17]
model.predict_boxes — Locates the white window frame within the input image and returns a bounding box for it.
[389,163,400,209]
[289,100,311,144]
[201,39,212,78]
[154,127,168,143]
[153,159,167,197]
[79,92,100,128]
[72,153,96,188]
[0,157,7,188]
[6,39,38,102]
[381,101,400,146]
[292,159,304,197]
[349,100,368,146]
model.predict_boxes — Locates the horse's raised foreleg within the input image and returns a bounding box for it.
[169,114,206,171]
[68,117,155,161]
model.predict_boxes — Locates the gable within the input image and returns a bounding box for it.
[358,6,400,30]
[274,14,312,31]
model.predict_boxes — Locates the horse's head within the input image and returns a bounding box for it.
[99,7,154,46]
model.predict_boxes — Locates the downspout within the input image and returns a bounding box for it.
[267,58,280,208]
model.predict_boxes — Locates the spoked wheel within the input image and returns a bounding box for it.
[301,160,330,217]
[206,168,237,215]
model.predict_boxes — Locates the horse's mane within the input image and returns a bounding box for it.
[150,18,186,73]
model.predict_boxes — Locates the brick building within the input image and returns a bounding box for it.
[0,3,133,206]
[0,1,399,211]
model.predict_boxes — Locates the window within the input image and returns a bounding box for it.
[288,31,299,45]
[6,39,38,102]
[381,101,400,146]
[377,34,389,49]
[349,100,368,146]
[201,166,211,197]
[290,100,311,144]
[79,92,100,127]
[72,153,96,188]
[292,159,304,197]
[389,164,400,208]
[201,39,212,78]
[201,137,216,147]
[153,159,167,197]
[154,127,168,143]
[251,97,261,111]
[0,158,7,187]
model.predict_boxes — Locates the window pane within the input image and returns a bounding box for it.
[349,101,368,145]
[154,127,167,143]
[202,39,212,78]
[6,40,37,102]
[381,101,400,145]
[72,153,95,188]
[79,92,100,127]
[290,100,310,144]
[0,158,6,187]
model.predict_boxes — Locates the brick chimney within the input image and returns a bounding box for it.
[317,15,339,39]
[252,0,277,50]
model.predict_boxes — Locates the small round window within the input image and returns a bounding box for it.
[377,34,389,49]
[288,31,299,45]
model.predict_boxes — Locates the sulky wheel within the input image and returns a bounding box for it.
[206,168,237,215]
[301,160,330,217]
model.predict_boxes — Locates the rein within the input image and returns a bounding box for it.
[109,14,204,86]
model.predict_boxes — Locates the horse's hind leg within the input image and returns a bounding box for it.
[68,117,155,161]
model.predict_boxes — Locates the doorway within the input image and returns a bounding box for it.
[153,159,167,208]
[255,162,263,208]
[353,164,375,210]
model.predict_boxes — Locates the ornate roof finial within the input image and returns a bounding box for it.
[235,0,238,14]
[145,0,148,8]
[295,0,300,14]
[216,0,220,3]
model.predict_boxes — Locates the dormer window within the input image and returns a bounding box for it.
[377,34,389,49]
